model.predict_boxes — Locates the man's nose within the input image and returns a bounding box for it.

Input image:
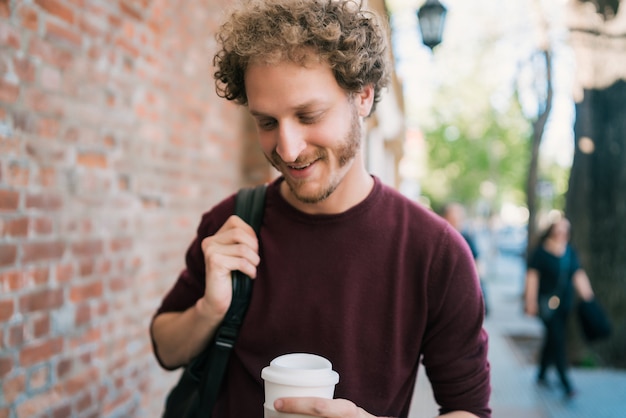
[275,122,306,163]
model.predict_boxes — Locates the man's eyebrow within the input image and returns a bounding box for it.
[249,101,325,118]
[249,109,270,118]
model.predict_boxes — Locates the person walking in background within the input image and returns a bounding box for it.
[150,1,491,417]
[442,202,489,315]
[524,217,595,399]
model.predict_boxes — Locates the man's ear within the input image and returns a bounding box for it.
[356,84,375,117]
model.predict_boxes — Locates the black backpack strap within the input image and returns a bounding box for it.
[197,184,267,417]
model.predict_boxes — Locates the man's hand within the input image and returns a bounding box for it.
[274,398,480,418]
[200,215,260,318]
[274,398,379,418]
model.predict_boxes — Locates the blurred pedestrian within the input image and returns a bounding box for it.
[442,202,489,315]
[524,217,595,399]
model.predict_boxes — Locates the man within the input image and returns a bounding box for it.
[441,202,489,315]
[151,1,490,417]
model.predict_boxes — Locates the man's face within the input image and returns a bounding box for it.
[245,59,373,206]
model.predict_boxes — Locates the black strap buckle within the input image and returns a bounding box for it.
[214,324,238,349]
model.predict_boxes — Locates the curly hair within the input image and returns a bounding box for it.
[213,0,391,114]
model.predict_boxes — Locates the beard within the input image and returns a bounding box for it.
[266,105,362,204]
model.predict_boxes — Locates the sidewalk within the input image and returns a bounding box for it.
[409,257,626,417]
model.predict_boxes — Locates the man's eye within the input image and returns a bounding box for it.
[257,119,277,130]
[300,114,320,124]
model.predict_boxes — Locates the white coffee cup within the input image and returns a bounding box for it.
[261,353,340,418]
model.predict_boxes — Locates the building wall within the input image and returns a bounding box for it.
[0,1,269,417]
[365,0,406,189]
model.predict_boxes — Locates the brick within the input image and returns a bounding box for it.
[103,133,117,148]
[19,337,63,366]
[107,11,122,30]
[25,193,63,210]
[0,270,21,290]
[97,300,108,317]
[13,56,37,84]
[45,19,83,48]
[33,216,54,235]
[32,314,51,338]
[0,79,20,103]
[75,391,93,412]
[77,152,108,169]
[2,217,29,237]
[74,303,91,326]
[109,276,127,292]
[0,298,14,321]
[79,259,95,277]
[0,244,17,267]
[120,0,143,20]
[63,366,99,396]
[51,403,71,418]
[8,324,24,347]
[71,240,103,258]
[38,166,57,187]
[7,162,30,186]
[20,288,63,313]
[56,357,72,379]
[78,351,92,367]
[0,355,13,378]
[0,0,8,18]
[69,281,103,302]
[21,241,65,263]
[110,237,132,252]
[95,258,111,275]
[27,267,50,285]
[115,36,140,58]
[0,189,19,210]
[79,13,106,39]
[97,380,107,404]
[55,263,74,283]
[35,0,75,25]
[37,117,60,138]
[2,372,25,403]
[12,110,38,134]
[18,6,40,32]
[0,20,20,49]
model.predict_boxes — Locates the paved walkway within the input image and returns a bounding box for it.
[408,254,626,418]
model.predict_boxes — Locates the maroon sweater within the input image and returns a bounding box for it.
[153,177,491,418]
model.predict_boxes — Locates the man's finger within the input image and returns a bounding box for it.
[274,397,364,418]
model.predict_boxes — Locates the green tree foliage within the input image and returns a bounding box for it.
[420,91,531,212]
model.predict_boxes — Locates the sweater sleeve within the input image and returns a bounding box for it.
[421,224,491,418]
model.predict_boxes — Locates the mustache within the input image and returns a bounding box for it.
[268,149,327,166]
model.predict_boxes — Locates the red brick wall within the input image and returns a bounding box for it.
[0,1,268,417]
